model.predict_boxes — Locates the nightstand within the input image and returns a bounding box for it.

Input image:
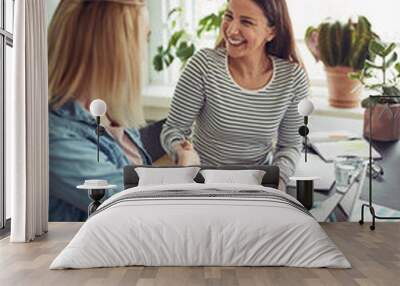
[289,176,320,210]
[77,180,116,216]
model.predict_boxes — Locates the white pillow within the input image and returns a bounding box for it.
[135,167,200,186]
[200,169,266,185]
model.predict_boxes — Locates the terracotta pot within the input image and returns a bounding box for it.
[363,104,400,141]
[325,66,362,108]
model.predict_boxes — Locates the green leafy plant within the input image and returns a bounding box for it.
[349,39,400,107]
[305,16,378,70]
[153,5,226,72]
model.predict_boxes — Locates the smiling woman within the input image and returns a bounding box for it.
[160,0,309,192]
[218,0,300,90]
[221,1,276,90]
[220,0,299,63]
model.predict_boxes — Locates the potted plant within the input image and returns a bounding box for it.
[350,39,400,141]
[153,6,225,72]
[305,16,378,108]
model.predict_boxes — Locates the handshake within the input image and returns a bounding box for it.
[173,140,201,166]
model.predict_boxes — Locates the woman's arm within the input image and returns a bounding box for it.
[272,65,309,188]
[160,49,210,164]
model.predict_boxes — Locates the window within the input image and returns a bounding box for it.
[148,0,225,85]
[1,0,14,230]
[148,0,400,90]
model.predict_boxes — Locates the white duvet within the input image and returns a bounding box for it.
[50,183,350,269]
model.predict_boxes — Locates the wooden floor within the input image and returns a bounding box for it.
[0,223,399,286]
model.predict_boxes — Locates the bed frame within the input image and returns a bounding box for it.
[123,165,280,189]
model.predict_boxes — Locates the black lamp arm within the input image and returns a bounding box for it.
[95,117,106,162]
[298,116,310,162]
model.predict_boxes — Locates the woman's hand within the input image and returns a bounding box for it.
[174,140,201,166]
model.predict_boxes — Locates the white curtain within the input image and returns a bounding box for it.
[9,0,49,242]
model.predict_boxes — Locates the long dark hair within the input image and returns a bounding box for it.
[218,0,302,65]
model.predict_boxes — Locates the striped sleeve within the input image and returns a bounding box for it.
[160,49,209,157]
[272,64,309,185]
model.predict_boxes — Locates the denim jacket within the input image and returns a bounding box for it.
[49,101,151,221]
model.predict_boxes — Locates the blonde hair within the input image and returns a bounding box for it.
[48,0,147,127]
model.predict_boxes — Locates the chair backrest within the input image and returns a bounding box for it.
[139,119,166,162]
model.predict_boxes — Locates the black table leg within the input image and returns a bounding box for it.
[87,189,106,216]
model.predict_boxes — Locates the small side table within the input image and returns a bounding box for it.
[289,176,319,210]
[77,180,116,216]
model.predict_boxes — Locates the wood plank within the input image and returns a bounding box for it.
[0,222,399,286]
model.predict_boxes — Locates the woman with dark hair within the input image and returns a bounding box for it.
[161,0,308,191]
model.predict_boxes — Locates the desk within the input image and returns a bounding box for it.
[360,140,400,210]
[142,116,399,214]
[305,116,400,214]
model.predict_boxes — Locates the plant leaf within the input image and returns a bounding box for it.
[164,52,174,66]
[364,59,382,69]
[341,23,352,66]
[385,52,398,69]
[382,43,397,57]
[176,42,195,62]
[361,97,381,108]
[168,7,183,19]
[365,84,383,91]
[153,54,163,71]
[383,86,400,96]
[395,63,400,76]
[304,26,320,62]
[197,13,221,38]
[318,22,335,66]
[369,39,386,57]
[329,21,341,66]
[168,30,185,48]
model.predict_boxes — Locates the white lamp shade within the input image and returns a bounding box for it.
[298,98,314,116]
[89,99,107,117]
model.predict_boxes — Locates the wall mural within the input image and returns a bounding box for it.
[47,0,400,224]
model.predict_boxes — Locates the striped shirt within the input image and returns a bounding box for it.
[160,48,309,184]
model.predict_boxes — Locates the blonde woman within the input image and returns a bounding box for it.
[48,0,151,221]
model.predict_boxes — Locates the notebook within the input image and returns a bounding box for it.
[311,139,382,162]
[307,130,382,162]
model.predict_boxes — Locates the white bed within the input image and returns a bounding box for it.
[50,183,350,269]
